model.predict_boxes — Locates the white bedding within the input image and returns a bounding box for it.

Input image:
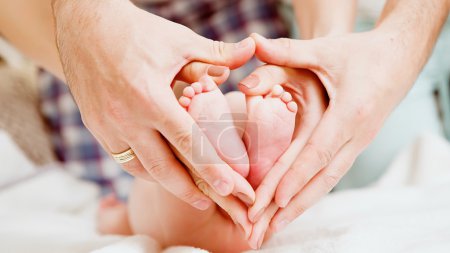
[1,132,449,253]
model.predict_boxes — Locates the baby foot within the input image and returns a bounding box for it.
[179,76,249,177]
[97,194,132,235]
[244,85,297,188]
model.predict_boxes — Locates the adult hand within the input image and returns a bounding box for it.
[238,65,327,248]
[51,0,256,210]
[244,23,444,232]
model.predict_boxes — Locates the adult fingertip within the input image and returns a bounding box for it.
[237,220,252,240]
[257,233,264,249]
[249,208,265,223]
[248,233,259,250]
[236,37,254,49]
[192,198,212,210]
[239,74,260,90]
[275,194,290,208]
[236,192,254,206]
[207,65,228,77]
[250,32,265,42]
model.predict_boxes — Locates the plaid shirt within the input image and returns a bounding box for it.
[39,0,289,199]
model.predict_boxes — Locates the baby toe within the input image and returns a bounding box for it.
[179,96,191,108]
[281,92,292,103]
[183,86,196,98]
[271,85,284,97]
[200,76,217,92]
[287,101,298,113]
[191,82,202,94]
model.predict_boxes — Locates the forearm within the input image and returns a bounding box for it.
[292,0,357,39]
[375,0,450,84]
[0,0,64,80]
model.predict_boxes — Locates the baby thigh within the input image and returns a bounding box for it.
[128,179,250,252]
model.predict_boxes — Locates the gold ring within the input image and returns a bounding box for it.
[111,148,136,164]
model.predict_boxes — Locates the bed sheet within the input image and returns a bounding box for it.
[1,133,449,253]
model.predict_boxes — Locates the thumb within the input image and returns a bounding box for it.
[176,62,230,85]
[251,33,321,68]
[238,64,289,96]
[187,34,256,69]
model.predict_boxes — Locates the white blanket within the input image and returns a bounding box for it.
[1,132,449,253]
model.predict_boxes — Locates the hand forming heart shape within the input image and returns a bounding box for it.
[176,45,328,249]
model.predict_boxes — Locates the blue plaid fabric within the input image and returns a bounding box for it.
[39,0,289,199]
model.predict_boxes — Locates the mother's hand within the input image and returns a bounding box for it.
[243,31,419,233]
[52,0,256,210]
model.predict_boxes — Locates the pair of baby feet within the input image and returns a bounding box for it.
[178,76,297,188]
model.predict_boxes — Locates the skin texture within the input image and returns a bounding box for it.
[97,75,297,252]
[241,0,450,246]
[244,84,297,188]
[179,76,250,178]
[1,0,450,249]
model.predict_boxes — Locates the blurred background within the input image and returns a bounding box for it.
[0,0,449,196]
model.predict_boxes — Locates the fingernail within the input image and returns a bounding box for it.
[274,219,289,232]
[239,75,259,89]
[213,180,232,196]
[236,192,254,206]
[207,66,227,77]
[192,199,211,210]
[237,37,251,48]
[251,208,265,223]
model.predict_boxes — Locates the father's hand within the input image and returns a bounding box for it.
[51,0,256,210]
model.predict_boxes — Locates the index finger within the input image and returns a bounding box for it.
[275,109,353,208]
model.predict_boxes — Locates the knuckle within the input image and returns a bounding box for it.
[257,180,275,199]
[322,173,341,191]
[179,187,199,202]
[273,158,290,172]
[211,40,227,59]
[290,163,311,187]
[146,157,171,180]
[289,166,309,187]
[173,129,193,154]
[305,142,333,167]
[79,111,105,133]
[196,164,216,180]
[106,100,126,121]
[292,203,306,216]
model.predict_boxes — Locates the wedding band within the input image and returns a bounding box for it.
[111,148,136,164]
